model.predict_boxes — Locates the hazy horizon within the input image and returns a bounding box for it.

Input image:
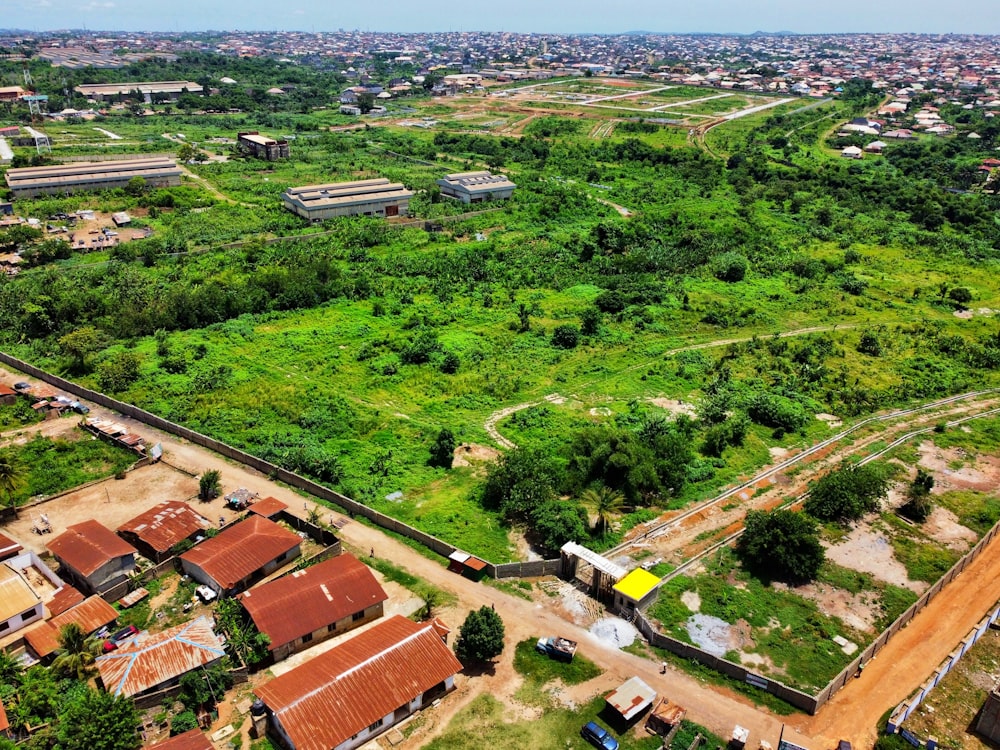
[2,0,999,36]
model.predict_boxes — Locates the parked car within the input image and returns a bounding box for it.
[70,402,89,414]
[195,585,217,603]
[13,382,31,392]
[103,625,139,652]
[581,721,619,750]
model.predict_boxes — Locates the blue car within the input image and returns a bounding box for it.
[581,721,619,750]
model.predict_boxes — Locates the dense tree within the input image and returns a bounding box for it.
[713,252,749,282]
[455,606,505,664]
[804,462,891,523]
[737,509,825,582]
[214,599,270,667]
[198,469,222,501]
[56,688,141,750]
[900,468,935,522]
[58,326,105,371]
[429,428,456,469]
[482,448,559,522]
[551,324,580,349]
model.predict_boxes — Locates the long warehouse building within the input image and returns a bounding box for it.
[74,81,203,102]
[282,178,413,221]
[5,157,182,198]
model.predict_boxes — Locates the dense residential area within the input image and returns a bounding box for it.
[0,22,999,750]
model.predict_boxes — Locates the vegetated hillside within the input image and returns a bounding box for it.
[2,88,999,561]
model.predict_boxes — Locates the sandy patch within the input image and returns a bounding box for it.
[452,443,501,469]
[589,407,612,416]
[779,581,878,633]
[590,617,639,649]
[769,447,791,460]
[823,523,928,593]
[917,443,1000,493]
[921,506,977,552]
[816,413,843,428]
[647,398,698,418]
[685,613,732,657]
[954,309,974,319]
[681,590,701,612]
[543,393,566,405]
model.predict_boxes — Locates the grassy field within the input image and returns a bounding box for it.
[1,429,138,505]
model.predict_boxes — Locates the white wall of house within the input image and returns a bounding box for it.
[0,600,43,636]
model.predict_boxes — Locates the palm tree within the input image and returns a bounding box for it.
[0,450,25,509]
[52,622,101,681]
[582,486,625,538]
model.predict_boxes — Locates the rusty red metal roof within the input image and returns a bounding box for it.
[247,495,288,518]
[238,554,387,652]
[47,520,137,577]
[0,699,8,733]
[96,616,225,698]
[0,384,15,398]
[24,595,119,658]
[118,501,212,556]
[179,516,300,591]
[0,531,22,561]
[47,584,85,616]
[144,728,213,750]
[255,615,462,750]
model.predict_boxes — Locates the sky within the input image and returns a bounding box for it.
[3,0,999,35]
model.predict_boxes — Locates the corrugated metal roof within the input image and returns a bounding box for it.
[144,728,213,750]
[47,584,85,616]
[23,595,118,658]
[238,554,387,652]
[255,615,462,750]
[605,676,657,721]
[0,531,23,561]
[96,616,225,698]
[47,520,137,577]
[561,542,627,579]
[247,496,288,518]
[180,516,300,591]
[0,562,40,621]
[118,501,212,555]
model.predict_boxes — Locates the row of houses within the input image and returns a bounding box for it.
[4,493,463,750]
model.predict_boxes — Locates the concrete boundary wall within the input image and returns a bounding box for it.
[0,351,466,563]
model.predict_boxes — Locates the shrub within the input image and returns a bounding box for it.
[804,462,891,523]
[713,252,748,282]
[455,606,505,664]
[551,324,580,349]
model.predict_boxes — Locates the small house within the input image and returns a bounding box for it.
[841,146,863,159]
[47,520,137,595]
[238,553,387,662]
[447,550,489,580]
[254,615,462,750]
[605,676,657,722]
[96,616,225,702]
[144,728,213,749]
[23,595,118,660]
[117,501,213,563]
[612,568,662,614]
[0,560,43,636]
[179,515,301,596]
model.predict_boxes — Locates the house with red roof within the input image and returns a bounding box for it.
[237,553,387,662]
[23,595,119,660]
[96,616,225,703]
[145,728,213,750]
[254,615,462,750]
[46,520,137,595]
[117,501,213,563]
[179,515,301,597]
